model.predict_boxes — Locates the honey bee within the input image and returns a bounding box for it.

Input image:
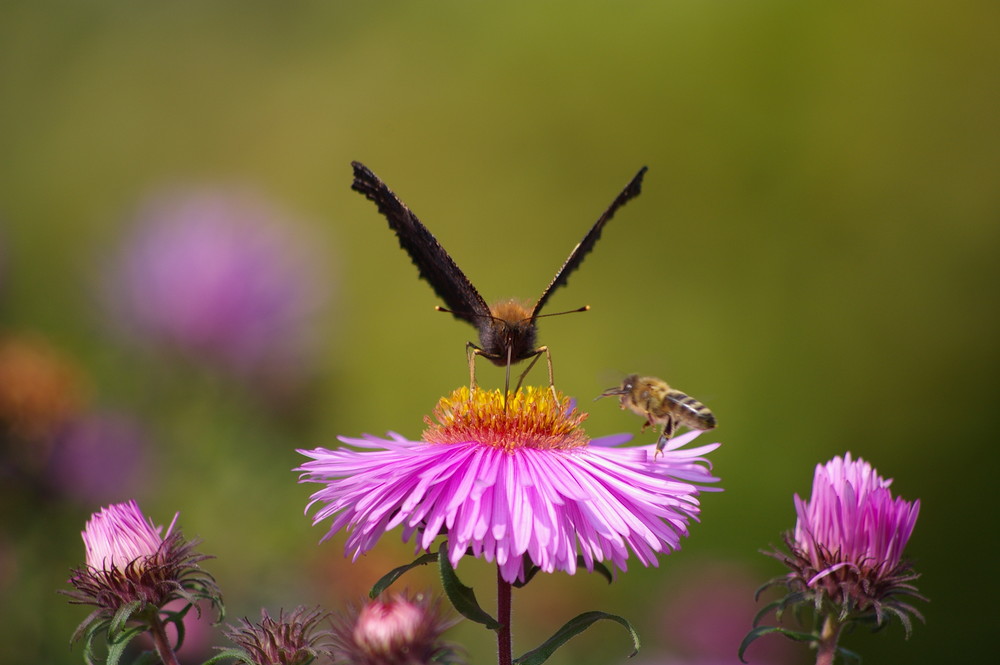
[598,374,716,455]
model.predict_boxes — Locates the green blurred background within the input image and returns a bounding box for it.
[1,1,997,664]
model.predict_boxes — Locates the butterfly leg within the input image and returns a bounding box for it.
[542,346,557,402]
[500,345,517,409]
[466,342,483,392]
[512,346,557,402]
[513,352,540,395]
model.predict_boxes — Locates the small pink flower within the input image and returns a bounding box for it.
[770,453,925,631]
[794,453,920,589]
[330,593,460,665]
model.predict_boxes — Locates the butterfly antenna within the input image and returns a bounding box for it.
[439,305,542,327]
[527,305,590,323]
[436,305,494,321]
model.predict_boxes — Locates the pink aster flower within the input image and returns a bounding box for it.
[297,387,721,585]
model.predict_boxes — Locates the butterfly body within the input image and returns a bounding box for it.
[351,161,647,393]
[476,299,536,366]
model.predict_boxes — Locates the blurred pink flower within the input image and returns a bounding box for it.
[48,410,151,505]
[105,189,328,381]
[656,562,797,665]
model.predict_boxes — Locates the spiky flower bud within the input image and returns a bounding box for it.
[65,500,221,622]
[225,606,331,665]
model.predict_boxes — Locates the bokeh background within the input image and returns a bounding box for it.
[2,1,997,664]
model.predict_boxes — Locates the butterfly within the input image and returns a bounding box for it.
[351,161,647,396]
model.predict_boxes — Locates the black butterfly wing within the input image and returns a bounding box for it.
[532,166,648,317]
[351,161,491,325]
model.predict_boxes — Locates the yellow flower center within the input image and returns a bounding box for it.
[423,387,590,451]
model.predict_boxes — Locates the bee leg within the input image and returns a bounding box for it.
[655,418,678,458]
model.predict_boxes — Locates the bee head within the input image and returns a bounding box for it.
[596,374,639,400]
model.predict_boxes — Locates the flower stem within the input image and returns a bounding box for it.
[147,610,181,665]
[815,614,842,665]
[497,566,512,665]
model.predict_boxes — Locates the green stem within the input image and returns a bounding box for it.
[497,566,512,665]
[147,611,181,665]
[815,614,842,665]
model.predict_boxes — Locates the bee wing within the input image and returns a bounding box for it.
[531,166,648,317]
[351,162,491,324]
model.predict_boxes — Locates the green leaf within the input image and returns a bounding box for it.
[738,626,817,663]
[132,650,162,665]
[437,541,500,630]
[838,645,863,664]
[585,560,614,585]
[171,615,187,652]
[80,618,112,665]
[370,551,440,598]
[752,599,784,627]
[105,624,146,665]
[81,632,99,665]
[109,600,143,637]
[512,557,613,589]
[512,562,540,588]
[163,601,194,623]
[514,611,640,665]
[203,648,254,664]
[70,609,104,646]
